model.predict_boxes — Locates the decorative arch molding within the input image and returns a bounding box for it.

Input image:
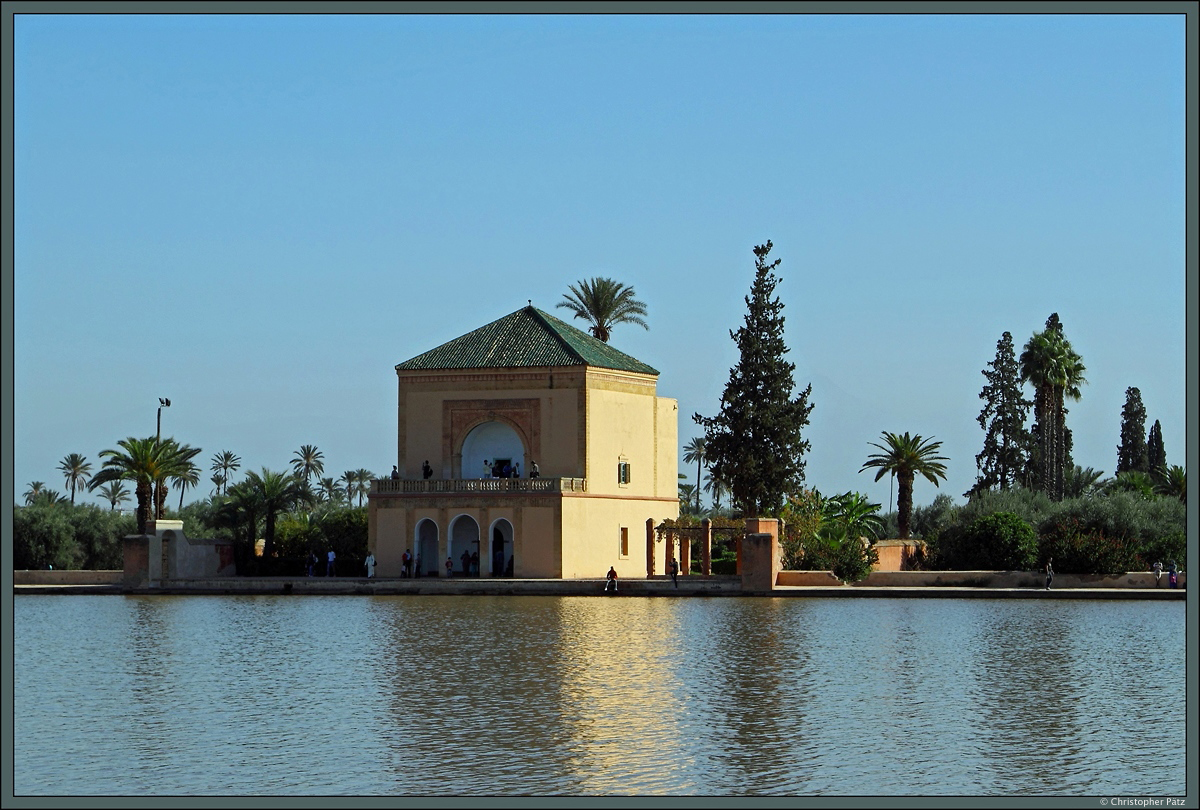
[444,398,541,477]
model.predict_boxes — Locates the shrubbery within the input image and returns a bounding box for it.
[13,504,135,571]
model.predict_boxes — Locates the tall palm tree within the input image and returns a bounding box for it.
[354,468,375,507]
[96,480,131,511]
[1020,321,1086,501]
[291,445,325,487]
[859,432,949,539]
[556,277,648,343]
[152,438,202,519]
[210,473,225,498]
[215,480,263,571]
[89,437,201,534]
[211,450,241,497]
[341,470,358,507]
[245,468,309,563]
[172,461,202,512]
[682,437,707,512]
[58,453,93,504]
[23,481,46,505]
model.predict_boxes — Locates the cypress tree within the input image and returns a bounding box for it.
[971,331,1031,496]
[1116,387,1149,474]
[694,241,814,518]
[1147,419,1167,475]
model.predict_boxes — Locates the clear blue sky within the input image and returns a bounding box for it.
[12,12,1188,513]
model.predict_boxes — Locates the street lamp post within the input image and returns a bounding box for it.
[157,397,171,442]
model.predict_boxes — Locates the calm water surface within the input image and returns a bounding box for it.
[13,594,1187,797]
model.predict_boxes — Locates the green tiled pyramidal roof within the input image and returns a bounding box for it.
[396,306,658,375]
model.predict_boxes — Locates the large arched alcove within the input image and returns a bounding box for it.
[415,519,439,577]
[449,514,480,577]
[488,518,514,577]
[461,421,525,478]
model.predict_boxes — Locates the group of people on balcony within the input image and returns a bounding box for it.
[483,459,528,479]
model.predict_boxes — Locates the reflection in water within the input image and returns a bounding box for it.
[14,595,1187,797]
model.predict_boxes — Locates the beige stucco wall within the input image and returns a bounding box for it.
[560,495,677,579]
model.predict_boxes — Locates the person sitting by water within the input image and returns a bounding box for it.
[605,566,618,593]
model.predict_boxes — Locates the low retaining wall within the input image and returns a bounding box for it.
[776,571,843,587]
[14,570,124,586]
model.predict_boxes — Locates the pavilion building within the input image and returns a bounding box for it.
[367,305,679,579]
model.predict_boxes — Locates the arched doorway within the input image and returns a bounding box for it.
[449,514,480,577]
[461,421,525,478]
[489,519,514,577]
[415,519,439,577]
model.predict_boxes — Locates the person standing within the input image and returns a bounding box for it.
[390,465,400,480]
[668,556,679,588]
[1153,560,1164,587]
[327,548,337,577]
[483,460,491,479]
[530,461,540,479]
[422,460,433,480]
[401,549,412,578]
[461,550,471,576]
[470,551,479,576]
[445,556,454,578]
[306,551,317,577]
[1044,557,1054,590]
[1168,560,1178,589]
[606,566,618,593]
[364,551,376,579]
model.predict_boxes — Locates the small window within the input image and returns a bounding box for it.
[617,460,631,486]
[620,527,629,558]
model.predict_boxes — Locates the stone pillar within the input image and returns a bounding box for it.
[679,530,690,576]
[701,518,712,577]
[741,518,781,592]
[646,517,656,577]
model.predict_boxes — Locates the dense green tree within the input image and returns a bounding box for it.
[556,277,648,343]
[68,505,135,570]
[1020,313,1086,500]
[694,241,814,517]
[1116,387,1149,474]
[682,437,707,512]
[860,432,948,539]
[1147,420,1167,476]
[13,504,80,570]
[89,437,201,534]
[58,453,93,505]
[211,450,241,497]
[291,445,325,487]
[971,332,1030,497]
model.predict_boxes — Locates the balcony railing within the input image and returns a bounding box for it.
[371,477,587,495]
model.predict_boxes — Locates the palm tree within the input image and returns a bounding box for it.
[1153,465,1186,504]
[172,461,202,512]
[211,450,241,497]
[215,480,263,571]
[341,470,358,507]
[1063,465,1106,499]
[704,470,730,513]
[152,438,202,519]
[354,468,375,507]
[291,445,325,487]
[89,437,201,534]
[23,481,46,505]
[556,277,648,343]
[316,476,345,505]
[682,437,707,512]
[96,480,131,511]
[1020,321,1086,501]
[30,489,66,506]
[859,432,949,539]
[58,453,93,504]
[245,468,309,563]
[210,473,225,498]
